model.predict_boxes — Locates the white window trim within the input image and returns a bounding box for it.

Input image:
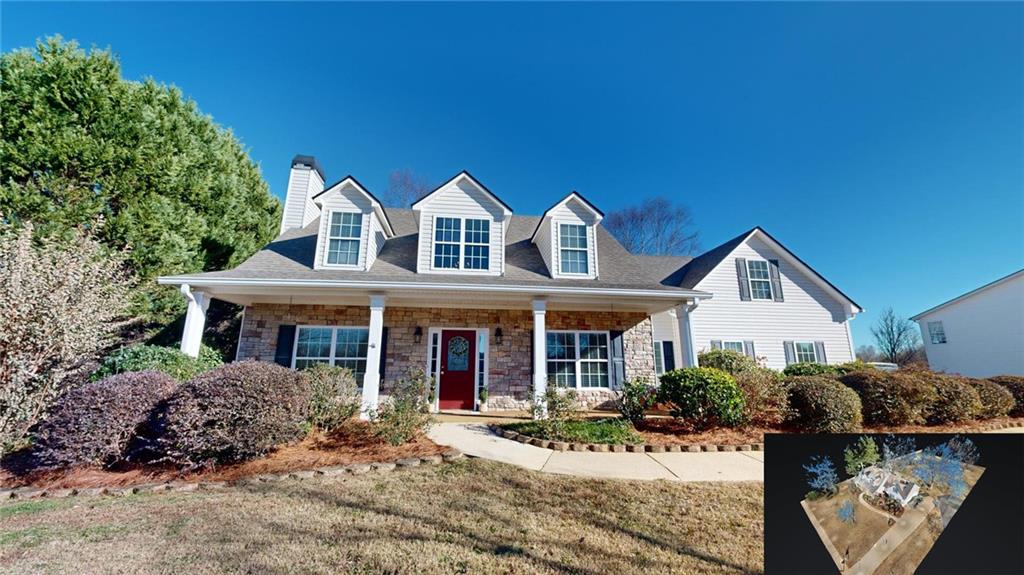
[746,259,774,301]
[793,341,818,363]
[722,340,745,353]
[546,329,612,389]
[291,325,371,382]
[556,223,591,276]
[927,321,947,345]
[424,327,489,412]
[429,215,492,273]
[653,339,668,375]
[320,209,365,270]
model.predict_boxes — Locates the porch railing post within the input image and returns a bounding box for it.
[361,294,387,420]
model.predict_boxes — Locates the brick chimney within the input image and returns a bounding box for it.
[279,154,325,235]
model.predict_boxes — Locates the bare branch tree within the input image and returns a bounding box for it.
[383,169,432,208]
[855,345,879,362]
[870,308,922,365]
[603,197,699,255]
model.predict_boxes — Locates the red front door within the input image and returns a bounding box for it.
[438,330,476,410]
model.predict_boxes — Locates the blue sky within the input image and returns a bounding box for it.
[4,2,1022,348]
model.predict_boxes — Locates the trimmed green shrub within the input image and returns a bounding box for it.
[836,361,876,375]
[371,371,434,445]
[302,364,362,432]
[617,378,658,425]
[927,374,982,425]
[972,379,1015,419]
[840,370,936,426]
[159,361,311,468]
[697,349,757,375]
[658,368,745,429]
[34,371,179,469]
[92,344,223,381]
[988,375,1024,416]
[734,367,789,427]
[786,376,862,432]
[782,362,841,377]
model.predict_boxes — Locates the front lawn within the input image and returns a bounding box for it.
[0,459,764,574]
[504,417,643,444]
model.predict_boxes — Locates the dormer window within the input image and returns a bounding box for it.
[464,219,490,270]
[327,212,362,266]
[432,217,491,270]
[559,223,589,274]
[433,217,461,268]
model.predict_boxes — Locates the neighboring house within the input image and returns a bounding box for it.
[160,155,861,416]
[649,228,863,372]
[854,466,920,508]
[911,269,1024,377]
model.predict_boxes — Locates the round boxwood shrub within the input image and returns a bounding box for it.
[696,349,757,375]
[836,361,876,375]
[92,344,223,381]
[785,376,862,433]
[658,367,745,428]
[839,370,936,426]
[158,361,311,468]
[927,374,983,425]
[783,362,841,378]
[734,367,789,427]
[34,371,179,469]
[988,375,1024,416]
[972,379,1015,419]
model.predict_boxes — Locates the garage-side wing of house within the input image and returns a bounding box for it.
[650,228,862,371]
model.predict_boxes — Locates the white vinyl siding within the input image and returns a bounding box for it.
[650,310,685,369]
[415,179,505,275]
[313,183,381,271]
[682,236,854,370]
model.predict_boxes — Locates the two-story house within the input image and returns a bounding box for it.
[160,155,862,416]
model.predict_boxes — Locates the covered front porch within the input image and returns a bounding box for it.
[160,278,709,417]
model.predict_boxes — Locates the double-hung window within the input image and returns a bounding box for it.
[794,341,818,363]
[546,331,609,388]
[927,321,947,344]
[654,340,676,375]
[327,212,362,266]
[723,341,745,353]
[433,217,490,270]
[747,260,773,300]
[293,326,370,381]
[559,224,589,274]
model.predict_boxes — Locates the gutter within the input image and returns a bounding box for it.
[157,275,713,301]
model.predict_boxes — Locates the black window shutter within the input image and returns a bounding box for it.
[743,340,756,359]
[662,341,676,372]
[610,330,625,389]
[274,325,297,367]
[736,258,751,301]
[769,259,784,302]
[379,327,389,379]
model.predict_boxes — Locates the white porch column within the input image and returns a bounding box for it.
[179,284,210,358]
[360,294,387,419]
[675,300,700,368]
[532,299,547,418]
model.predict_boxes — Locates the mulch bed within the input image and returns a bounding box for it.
[635,419,772,445]
[861,416,1024,434]
[0,421,445,490]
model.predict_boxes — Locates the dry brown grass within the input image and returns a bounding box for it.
[0,458,764,575]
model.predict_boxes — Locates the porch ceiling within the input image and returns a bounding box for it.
[157,277,710,314]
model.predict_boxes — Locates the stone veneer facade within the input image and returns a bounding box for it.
[237,304,656,410]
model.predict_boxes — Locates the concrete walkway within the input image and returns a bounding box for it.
[427,423,764,482]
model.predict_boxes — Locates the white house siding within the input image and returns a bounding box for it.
[548,199,599,279]
[313,185,375,271]
[687,236,854,370]
[414,180,506,276]
[650,309,685,368]
[916,273,1024,377]
[366,215,387,270]
[534,217,554,275]
[280,165,323,234]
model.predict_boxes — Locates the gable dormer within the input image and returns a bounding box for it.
[531,192,604,279]
[312,176,394,271]
[411,171,512,276]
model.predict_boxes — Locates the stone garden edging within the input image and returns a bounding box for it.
[490,424,764,453]
[0,449,465,503]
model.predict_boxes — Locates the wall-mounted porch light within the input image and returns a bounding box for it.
[495,327,504,345]
[414,326,423,344]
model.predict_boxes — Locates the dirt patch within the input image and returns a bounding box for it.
[635,419,770,445]
[0,422,443,490]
